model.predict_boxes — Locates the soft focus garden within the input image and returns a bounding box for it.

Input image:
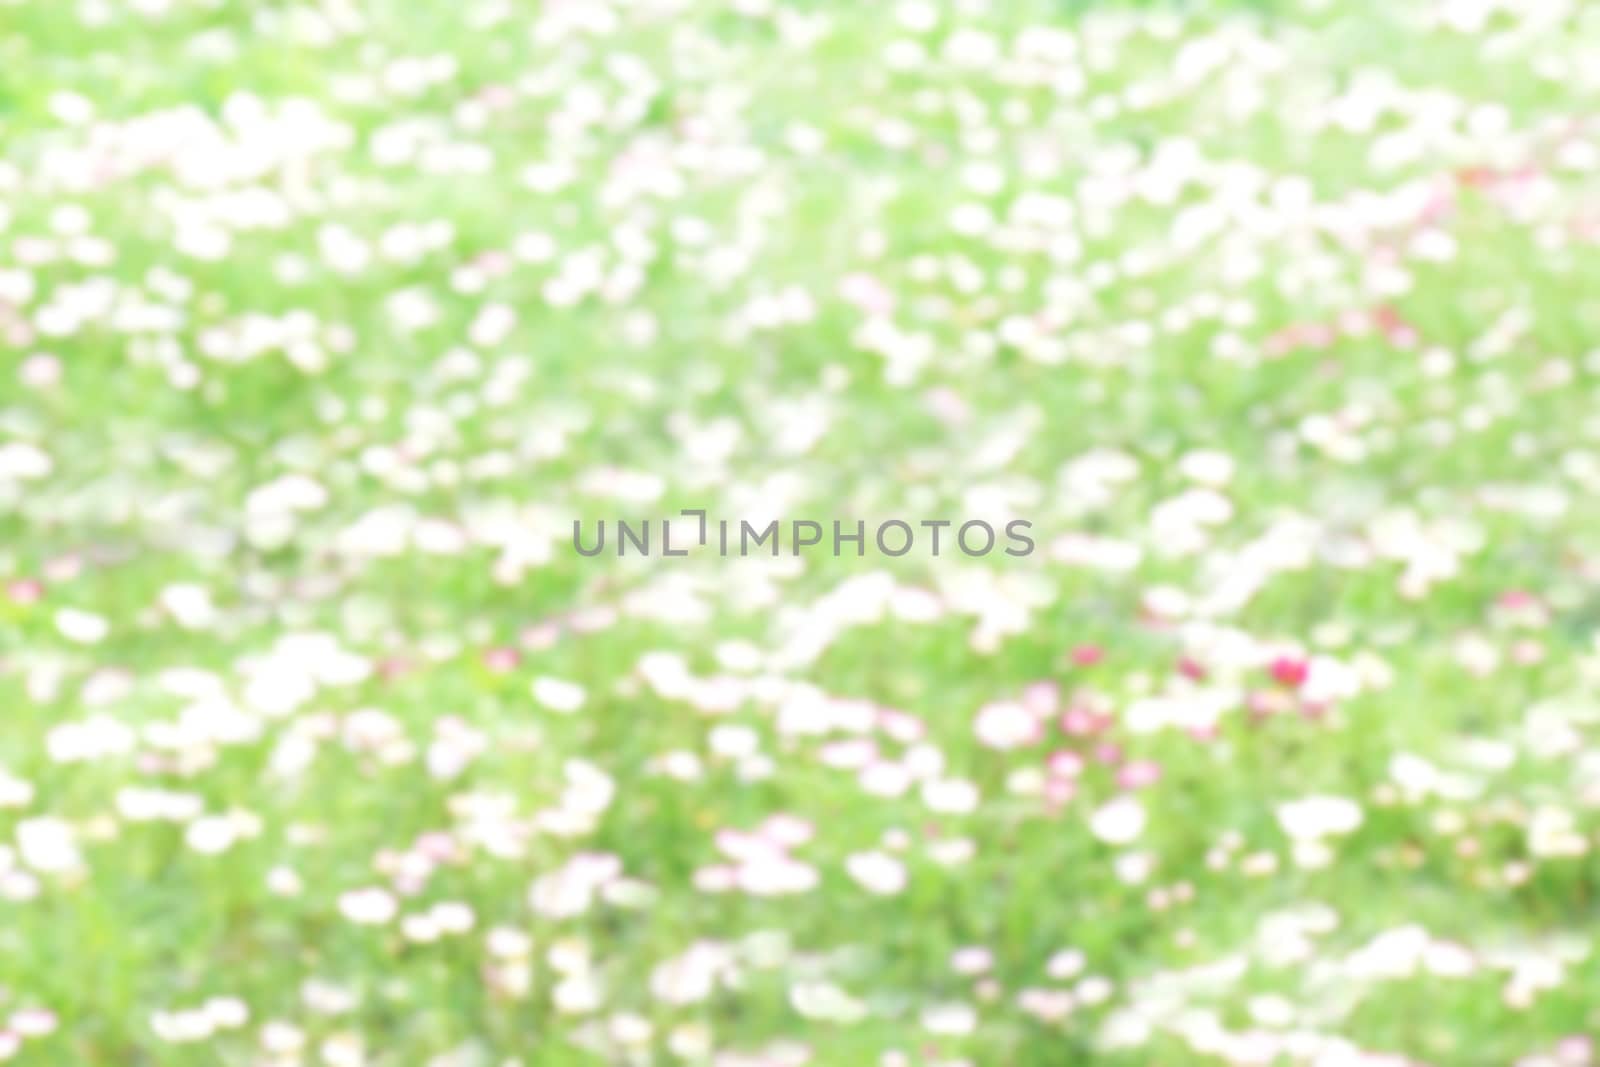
[2,0,1600,1063]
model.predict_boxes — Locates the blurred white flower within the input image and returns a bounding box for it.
[973,701,1038,750]
[338,887,398,925]
[1276,795,1363,840]
[15,818,81,874]
[1089,797,1146,845]
[845,850,907,896]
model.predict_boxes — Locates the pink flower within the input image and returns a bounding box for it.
[1070,644,1104,667]
[1269,656,1309,688]
[1021,681,1059,716]
[1554,1036,1592,1065]
[478,84,516,109]
[1043,778,1077,807]
[5,580,42,606]
[377,657,413,681]
[1046,750,1085,778]
[415,832,458,863]
[521,622,563,649]
[1247,689,1291,719]
[1116,760,1162,790]
[1059,707,1109,737]
[877,708,926,744]
[1373,304,1417,347]
[759,814,815,848]
[481,646,519,672]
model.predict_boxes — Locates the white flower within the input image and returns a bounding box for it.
[1344,925,1429,981]
[973,701,1038,750]
[1528,806,1588,858]
[922,778,980,814]
[320,1032,365,1067]
[1076,975,1114,1005]
[927,838,976,867]
[650,943,729,1006]
[151,1009,213,1043]
[529,853,622,917]
[1114,850,1155,885]
[560,762,615,816]
[790,981,868,1023]
[0,772,33,809]
[245,474,328,517]
[532,677,586,714]
[759,814,815,848]
[49,90,94,124]
[1291,840,1333,870]
[16,817,81,874]
[950,947,993,975]
[1046,949,1086,980]
[204,997,249,1029]
[486,927,533,959]
[608,1012,653,1046]
[337,887,397,925]
[184,815,238,855]
[895,0,939,32]
[709,724,760,759]
[401,914,439,943]
[336,506,416,557]
[845,850,907,896]
[469,303,516,347]
[159,584,217,630]
[267,867,303,896]
[55,608,108,645]
[1423,941,1477,977]
[431,901,475,934]
[736,855,819,897]
[859,761,913,797]
[1017,988,1076,1022]
[1302,655,1362,704]
[1089,797,1146,845]
[1178,449,1235,486]
[1275,795,1363,840]
[260,1021,306,1054]
[667,1023,712,1060]
[920,1001,977,1035]
[0,442,51,480]
[8,1008,57,1037]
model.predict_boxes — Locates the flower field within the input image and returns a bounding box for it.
[2,0,1600,1063]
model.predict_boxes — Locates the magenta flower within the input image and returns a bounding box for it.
[1269,656,1309,688]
